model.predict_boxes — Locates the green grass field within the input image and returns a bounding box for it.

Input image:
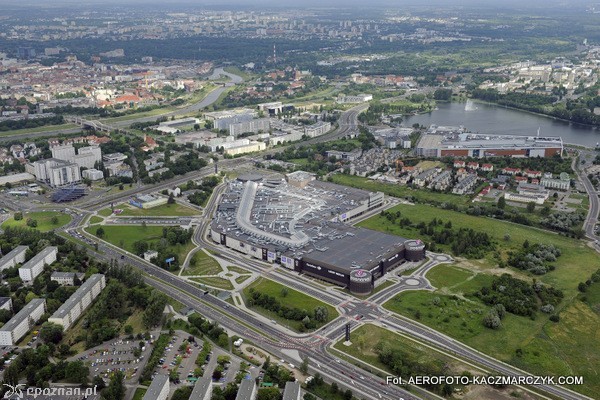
[118,203,199,217]
[132,388,147,400]
[227,266,251,275]
[235,275,252,285]
[359,203,600,298]
[89,216,103,225]
[2,211,71,232]
[97,208,113,217]
[84,224,195,263]
[183,250,223,276]
[191,276,234,290]
[383,263,600,397]
[242,277,338,332]
[0,123,79,137]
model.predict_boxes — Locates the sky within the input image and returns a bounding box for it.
[0,0,591,7]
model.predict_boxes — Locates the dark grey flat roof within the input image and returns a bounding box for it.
[283,381,301,400]
[143,374,169,400]
[190,377,212,399]
[50,274,104,319]
[0,298,45,332]
[301,227,406,273]
[0,245,28,269]
[235,379,256,400]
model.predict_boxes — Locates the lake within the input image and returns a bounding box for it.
[404,101,600,148]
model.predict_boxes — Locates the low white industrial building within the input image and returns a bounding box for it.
[0,245,29,271]
[0,298,46,346]
[19,246,58,283]
[48,274,106,331]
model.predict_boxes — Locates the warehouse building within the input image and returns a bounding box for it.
[210,174,424,294]
[0,298,46,346]
[48,274,106,331]
[19,246,58,283]
[0,245,29,271]
[416,126,563,158]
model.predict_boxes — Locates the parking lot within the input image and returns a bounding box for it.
[70,336,153,382]
[154,331,201,391]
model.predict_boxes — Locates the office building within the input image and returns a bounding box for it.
[229,118,270,137]
[48,274,106,331]
[31,159,81,187]
[0,298,45,346]
[19,246,58,283]
[142,374,169,400]
[0,245,29,271]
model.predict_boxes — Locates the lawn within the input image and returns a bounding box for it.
[227,266,251,274]
[383,263,600,398]
[359,203,600,298]
[182,250,223,276]
[89,216,103,225]
[98,208,113,217]
[2,211,71,232]
[0,123,79,137]
[242,277,338,332]
[235,275,252,285]
[84,224,195,263]
[132,388,147,400]
[191,276,234,290]
[118,203,198,217]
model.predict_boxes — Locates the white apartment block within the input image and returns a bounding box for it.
[48,274,106,331]
[31,159,81,187]
[51,144,102,170]
[143,374,169,400]
[82,168,104,181]
[0,298,46,346]
[0,245,29,271]
[229,118,270,136]
[19,246,58,283]
[51,144,76,161]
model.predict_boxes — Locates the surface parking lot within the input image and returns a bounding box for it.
[71,337,152,381]
[154,332,200,388]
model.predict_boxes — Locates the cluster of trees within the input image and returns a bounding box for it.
[1,345,90,394]
[260,358,295,388]
[483,304,506,330]
[246,288,329,330]
[471,88,600,127]
[382,212,495,258]
[507,242,561,275]
[577,268,600,294]
[187,313,229,348]
[375,341,454,396]
[541,211,585,234]
[186,176,220,206]
[0,115,65,131]
[358,99,434,125]
[475,274,563,319]
[433,88,453,101]
[305,373,354,400]
[140,334,170,382]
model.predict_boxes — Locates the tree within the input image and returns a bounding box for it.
[483,310,502,329]
[527,202,536,213]
[14,212,23,221]
[142,291,168,328]
[280,287,289,298]
[497,196,506,209]
[95,227,105,238]
[65,361,89,384]
[132,240,149,255]
[168,193,176,204]
[40,322,63,344]
[313,306,329,322]
[299,357,309,374]
[343,389,353,400]
[102,370,125,400]
[26,218,38,228]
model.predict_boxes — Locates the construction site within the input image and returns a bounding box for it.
[210,172,425,294]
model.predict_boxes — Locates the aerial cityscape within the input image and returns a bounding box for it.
[0,0,600,399]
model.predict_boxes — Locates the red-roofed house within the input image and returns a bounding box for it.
[141,134,158,152]
[514,176,528,182]
[467,162,479,170]
[524,170,542,178]
[481,164,494,172]
[502,167,521,175]
[453,160,466,168]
